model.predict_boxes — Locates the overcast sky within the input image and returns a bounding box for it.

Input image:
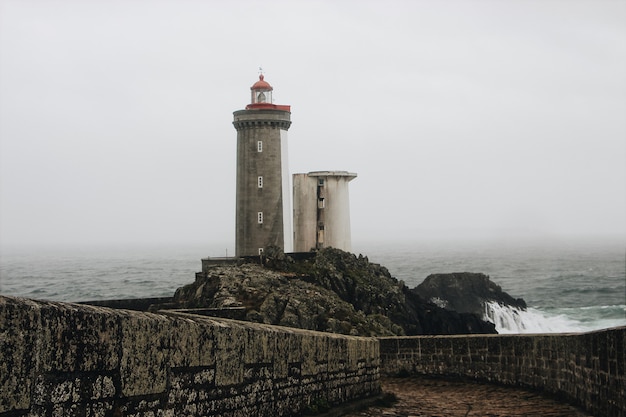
[1,0,624,252]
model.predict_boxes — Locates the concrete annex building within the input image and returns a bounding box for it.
[293,171,356,253]
[233,75,356,256]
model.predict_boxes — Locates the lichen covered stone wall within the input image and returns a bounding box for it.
[379,327,626,417]
[0,296,380,416]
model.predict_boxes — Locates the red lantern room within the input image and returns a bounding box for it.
[246,74,291,111]
[250,74,272,104]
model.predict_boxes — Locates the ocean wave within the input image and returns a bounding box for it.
[483,301,599,334]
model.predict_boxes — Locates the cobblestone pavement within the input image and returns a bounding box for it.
[344,376,591,417]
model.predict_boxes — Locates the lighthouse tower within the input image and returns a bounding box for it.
[233,75,293,257]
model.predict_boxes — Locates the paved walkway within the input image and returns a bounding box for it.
[343,376,591,417]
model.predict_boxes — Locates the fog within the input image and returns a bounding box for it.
[1,0,624,253]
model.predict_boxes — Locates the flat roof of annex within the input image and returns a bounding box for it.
[299,171,357,178]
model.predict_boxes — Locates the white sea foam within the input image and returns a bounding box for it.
[483,301,586,334]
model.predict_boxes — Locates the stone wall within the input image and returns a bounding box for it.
[3,294,624,416]
[0,296,380,416]
[379,327,626,417]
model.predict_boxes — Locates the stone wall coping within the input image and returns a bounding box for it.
[161,309,375,341]
[378,325,626,339]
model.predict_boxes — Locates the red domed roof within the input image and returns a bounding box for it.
[251,74,273,91]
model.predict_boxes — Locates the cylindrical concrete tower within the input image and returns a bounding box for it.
[293,171,357,252]
[233,75,292,257]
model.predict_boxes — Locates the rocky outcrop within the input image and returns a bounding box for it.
[172,248,496,336]
[413,272,527,317]
[173,263,397,336]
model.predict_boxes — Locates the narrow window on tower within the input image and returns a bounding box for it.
[318,197,325,209]
[257,212,263,224]
[257,141,263,152]
[258,176,263,188]
[318,178,325,186]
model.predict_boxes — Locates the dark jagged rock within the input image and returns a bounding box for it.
[413,272,527,317]
[173,264,399,336]
[298,248,495,335]
[172,248,496,336]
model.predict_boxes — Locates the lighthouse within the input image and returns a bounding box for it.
[232,75,293,257]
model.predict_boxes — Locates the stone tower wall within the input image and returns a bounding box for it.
[233,109,291,257]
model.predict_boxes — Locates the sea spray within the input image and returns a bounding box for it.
[484,301,585,334]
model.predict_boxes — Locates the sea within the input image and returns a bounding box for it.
[1,239,624,334]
